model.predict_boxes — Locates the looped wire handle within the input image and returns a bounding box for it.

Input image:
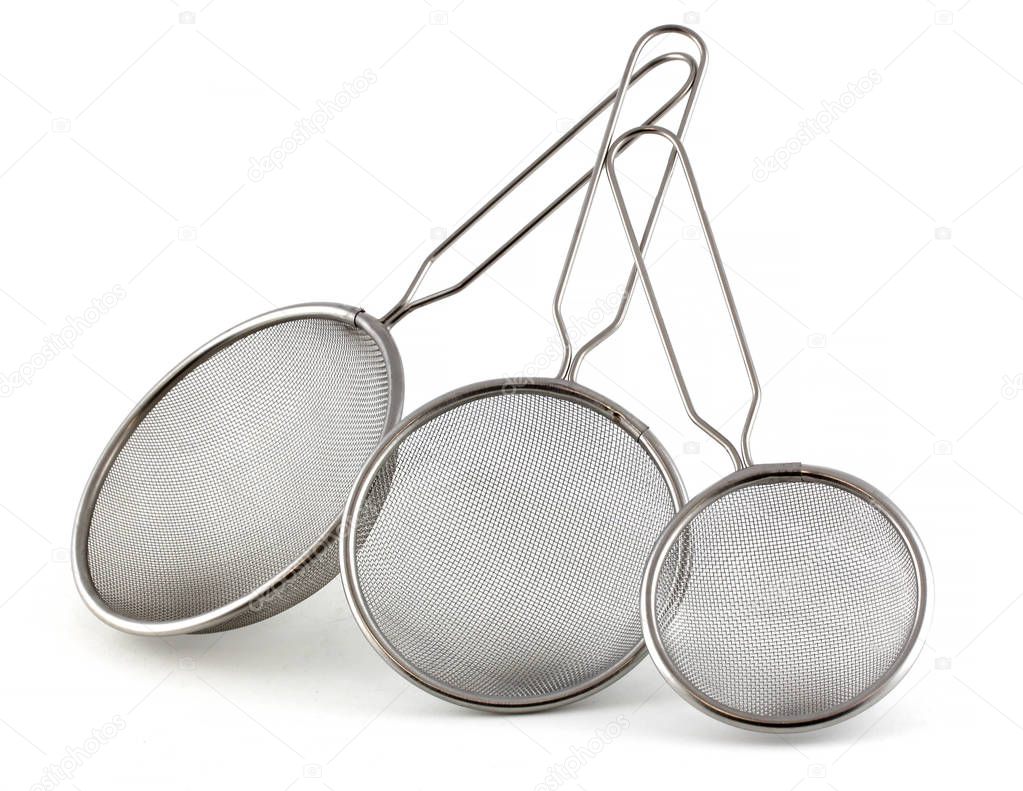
[380,50,699,328]
[606,125,761,470]
[553,25,707,379]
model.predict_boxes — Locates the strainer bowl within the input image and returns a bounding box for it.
[642,463,932,731]
[342,378,685,711]
[73,303,403,635]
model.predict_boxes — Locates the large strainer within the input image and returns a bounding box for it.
[341,26,707,711]
[72,50,699,636]
[605,125,932,731]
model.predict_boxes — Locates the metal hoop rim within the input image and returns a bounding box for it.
[72,302,404,636]
[641,462,932,732]
[340,377,686,712]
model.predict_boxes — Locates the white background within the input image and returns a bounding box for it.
[2,0,1021,788]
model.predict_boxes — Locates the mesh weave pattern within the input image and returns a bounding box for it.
[653,478,920,723]
[87,316,392,630]
[351,389,677,705]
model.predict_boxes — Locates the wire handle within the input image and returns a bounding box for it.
[606,126,760,470]
[552,25,707,379]
[380,50,698,327]
[566,31,707,380]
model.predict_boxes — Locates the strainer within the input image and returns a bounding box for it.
[71,49,699,636]
[341,26,707,711]
[604,125,932,731]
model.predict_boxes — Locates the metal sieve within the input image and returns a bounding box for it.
[605,125,932,731]
[341,26,707,711]
[72,49,699,636]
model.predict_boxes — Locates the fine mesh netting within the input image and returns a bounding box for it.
[86,316,393,631]
[653,478,921,724]
[351,389,677,705]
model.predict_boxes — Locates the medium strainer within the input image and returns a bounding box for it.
[72,50,699,636]
[604,125,932,731]
[341,26,707,712]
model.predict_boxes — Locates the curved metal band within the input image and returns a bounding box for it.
[640,462,933,732]
[553,25,707,379]
[340,377,687,712]
[381,49,699,327]
[606,125,760,470]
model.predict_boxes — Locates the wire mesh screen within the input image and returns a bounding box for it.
[86,316,392,630]
[351,389,677,705]
[653,478,920,724]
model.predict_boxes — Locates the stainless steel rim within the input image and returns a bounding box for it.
[341,377,686,712]
[641,462,933,732]
[72,302,404,636]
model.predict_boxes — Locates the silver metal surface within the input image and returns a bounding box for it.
[607,126,932,730]
[341,26,705,711]
[73,49,700,636]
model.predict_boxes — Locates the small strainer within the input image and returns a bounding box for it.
[71,50,699,636]
[341,26,707,711]
[605,125,932,731]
